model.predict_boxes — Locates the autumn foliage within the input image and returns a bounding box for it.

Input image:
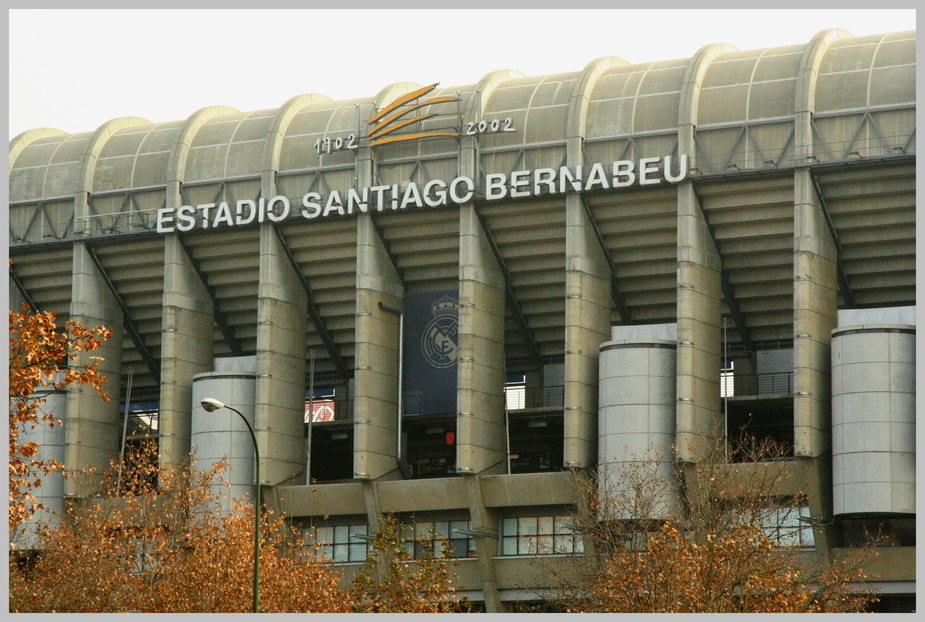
[552,439,876,613]
[8,306,111,541]
[349,513,468,613]
[8,438,466,613]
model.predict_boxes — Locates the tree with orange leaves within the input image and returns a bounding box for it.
[348,512,468,613]
[8,305,112,543]
[549,438,876,613]
[8,440,351,613]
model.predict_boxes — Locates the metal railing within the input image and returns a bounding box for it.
[731,372,794,397]
[505,385,564,410]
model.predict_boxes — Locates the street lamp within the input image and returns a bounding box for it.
[200,397,261,613]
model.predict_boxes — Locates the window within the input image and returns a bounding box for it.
[762,506,815,549]
[504,374,526,410]
[304,523,370,563]
[400,519,476,559]
[501,515,583,556]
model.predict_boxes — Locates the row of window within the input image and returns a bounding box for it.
[304,515,581,563]
[303,508,814,564]
[304,520,477,563]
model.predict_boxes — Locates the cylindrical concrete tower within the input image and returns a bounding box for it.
[832,324,915,516]
[191,370,258,511]
[598,336,678,519]
[15,388,67,549]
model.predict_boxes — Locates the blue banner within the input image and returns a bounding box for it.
[402,290,459,415]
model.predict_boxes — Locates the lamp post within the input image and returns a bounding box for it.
[200,397,261,613]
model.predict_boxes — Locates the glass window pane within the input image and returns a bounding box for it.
[334,525,349,543]
[316,526,333,544]
[333,544,348,562]
[448,538,467,558]
[402,541,414,557]
[522,536,537,554]
[554,534,572,554]
[502,518,517,537]
[450,520,469,536]
[319,544,332,560]
[502,536,518,555]
[554,516,574,534]
[349,543,367,561]
[535,534,554,554]
[538,517,554,535]
[432,521,450,539]
[417,522,433,539]
[574,535,584,554]
[349,524,368,536]
[519,517,538,536]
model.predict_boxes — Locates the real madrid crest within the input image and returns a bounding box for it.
[421,295,459,369]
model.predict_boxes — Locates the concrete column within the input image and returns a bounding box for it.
[255,221,309,487]
[562,193,611,468]
[465,476,506,612]
[159,232,214,466]
[65,242,123,496]
[793,169,838,458]
[456,205,507,475]
[9,276,27,310]
[353,214,403,481]
[675,182,723,462]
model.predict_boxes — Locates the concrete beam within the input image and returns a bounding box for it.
[457,204,507,475]
[354,91,406,482]
[84,245,160,383]
[159,233,214,467]
[255,221,309,487]
[561,58,628,470]
[270,225,348,380]
[675,182,723,462]
[65,242,123,496]
[175,236,242,357]
[9,266,35,310]
[792,169,837,459]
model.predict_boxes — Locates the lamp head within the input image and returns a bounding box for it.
[201,397,225,412]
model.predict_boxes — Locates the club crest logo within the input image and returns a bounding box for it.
[421,295,459,369]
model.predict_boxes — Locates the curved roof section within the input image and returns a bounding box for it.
[587,58,690,137]
[480,71,582,147]
[93,121,183,192]
[8,30,916,204]
[815,30,915,113]
[184,109,278,182]
[10,131,94,201]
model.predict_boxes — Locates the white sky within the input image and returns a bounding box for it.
[7,8,918,140]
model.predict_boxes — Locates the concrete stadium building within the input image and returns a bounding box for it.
[9,28,915,611]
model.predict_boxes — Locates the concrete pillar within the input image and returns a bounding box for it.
[159,233,215,466]
[353,214,403,481]
[64,242,123,496]
[465,476,507,612]
[562,193,611,468]
[456,205,507,475]
[674,182,723,462]
[793,169,838,458]
[255,221,309,487]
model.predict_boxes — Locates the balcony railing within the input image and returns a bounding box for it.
[731,372,794,397]
[505,385,564,410]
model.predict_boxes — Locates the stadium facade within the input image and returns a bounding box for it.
[9,28,915,611]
